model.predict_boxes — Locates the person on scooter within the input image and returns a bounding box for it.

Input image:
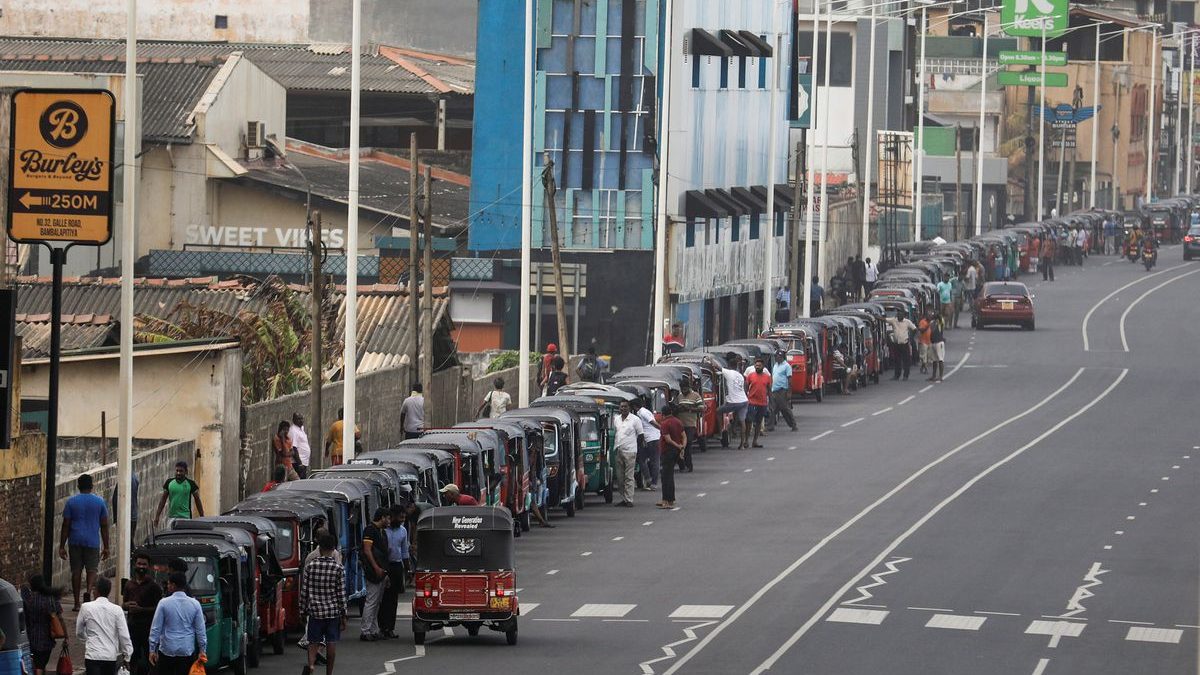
[1142,235,1158,269]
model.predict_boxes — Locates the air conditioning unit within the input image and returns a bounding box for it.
[247,121,265,148]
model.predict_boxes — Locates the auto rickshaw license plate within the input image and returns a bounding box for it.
[489,597,511,609]
[1001,301,1013,310]
[450,612,481,620]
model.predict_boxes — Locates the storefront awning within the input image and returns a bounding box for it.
[719,30,756,57]
[706,188,749,216]
[751,184,794,211]
[684,189,726,219]
[730,186,767,213]
[738,31,774,58]
[689,28,733,57]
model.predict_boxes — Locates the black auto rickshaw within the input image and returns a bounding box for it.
[411,506,519,646]
[500,408,581,517]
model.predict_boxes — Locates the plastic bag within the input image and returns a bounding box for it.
[188,655,208,675]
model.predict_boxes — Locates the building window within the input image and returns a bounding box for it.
[759,51,767,88]
[731,214,741,241]
[738,57,747,88]
[686,221,696,247]
[775,210,784,237]
[795,31,853,87]
[692,58,701,89]
[719,58,729,89]
[214,14,228,28]
[750,212,761,239]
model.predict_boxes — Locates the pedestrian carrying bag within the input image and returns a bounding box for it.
[54,648,72,675]
[188,655,208,675]
[48,613,66,640]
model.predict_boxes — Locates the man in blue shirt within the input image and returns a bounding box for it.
[148,572,206,675]
[766,351,797,432]
[59,473,110,610]
[378,504,411,639]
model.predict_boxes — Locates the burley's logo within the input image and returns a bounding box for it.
[39,100,88,148]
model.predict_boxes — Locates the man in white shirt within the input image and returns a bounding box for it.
[76,577,132,675]
[885,312,918,380]
[400,384,426,440]
[289,413,312,478]
[611,401,643,507]
[633,398,661,491]
[716,353,749,448]
[864,257,879,291]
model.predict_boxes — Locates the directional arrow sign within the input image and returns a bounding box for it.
[1001,0,1068,38]
[998,50,1068,67]
[997,70,1068,87]
[793,73,812,129]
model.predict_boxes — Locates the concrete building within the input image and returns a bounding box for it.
[0,0,479,58]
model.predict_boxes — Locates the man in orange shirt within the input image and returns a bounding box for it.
[744,358,773,449]
[917,312,933,375]
[324,408,361,466]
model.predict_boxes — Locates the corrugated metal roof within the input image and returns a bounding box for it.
[15,317,116,358]
[0,57,221,142]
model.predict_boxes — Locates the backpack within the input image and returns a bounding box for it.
[578,356,598,381]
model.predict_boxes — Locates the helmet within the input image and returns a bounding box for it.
[546,343,558,352]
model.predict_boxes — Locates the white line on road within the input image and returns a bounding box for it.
[581,551,592,557]
[1162,477,1170,481]
[767,456,775,461]
[1104,545,1112,550]
[898,396,915,406]
[666,368,1095,675]
[826,608,889,625]
[521,602,538,614]
[720,480,730,485]
[1152,489,1159,493]
[613,536,624,541]
[810,430,834,441]
[907,606,954,612]
[788,446,797,450]
[1115,531,1124,535]
[639,621,717,675]
[546,569,559,575]
[603,619,650,623]
[670,605,735,619]
[1027,620,1086,648]
[746,369,1125,675]
[1126,516,1136,520]
[695,493,706,498]
[533,618,579,622]
[373,645,428,674]
[1119,268,1200,350]
[1032,658,1051,675]
[744,468,754,473]
[842,417,865,428]
[926,614,986,631]
[1108,619,1155,625]
[920,385,933,393]
[975,611,1021,617]
[1172,465,1180,469]
[642,521,654,526]
[572,603,636,618]
[1082,263,1190,350]
[872,407,893,416]
[1139,502,1148,506]
[1126,626,1184,644]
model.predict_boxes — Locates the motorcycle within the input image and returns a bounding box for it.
[1142,246,1157,271]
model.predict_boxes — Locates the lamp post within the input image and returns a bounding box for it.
[975,12,989,235]
[915,4,929,240]
[1037,19,1046,220]
[1090,22,1102,208]
[1147,29,1158,204]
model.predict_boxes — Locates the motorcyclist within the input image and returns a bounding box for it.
[1141,235,1158,268]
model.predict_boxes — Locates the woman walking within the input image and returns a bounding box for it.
[22,574,66,675]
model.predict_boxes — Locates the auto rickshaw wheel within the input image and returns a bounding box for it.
[271,630,285,655]
[720,429,730,448]
[506,626,518,645]
[603,481,614,504]
[231,636,248,675]
[815,384,825,402]
[565,498,576,517]
[247,634,260,668]
[520,511,531,531]
[466,623,481,637]
[413,631,426,645]
[574,489,585,511]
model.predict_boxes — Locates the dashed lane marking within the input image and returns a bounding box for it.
[872,407,893,416]
[907,606,954,612]
[842,417,865,428]
[975,611,1021,617]
[604,619,650,623]
[1172,465,1180,469]
[826,608,889,625]
[811,430,834,441]
[1032,658,1050,675]
[1126,626,1184,644]
[898,396,915,405]
[744,468,754,473]
[533,618,579,622]
[643,521,654,526]
[521,603,539,614]
[925,614,986,631]
[1152,488,1160,493]
[1115,531,1124,535]
[1103,545,1113,550]
[788,446,797,450]
[572,603,637,618]
[767,457,776,461]
[546,569,559,575]
[720,481,730,485]
[613,536,624,541]
[1108,619,1154,625]
[669,605,735,619]
[920,385,934,393]
[696,493,707,498]
[581,551,592,557]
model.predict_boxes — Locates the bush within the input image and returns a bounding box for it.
[486,350,539,374]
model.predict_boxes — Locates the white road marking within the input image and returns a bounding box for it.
[1152,488,1160,493]
[373,645,427,675]
[1108,619,1154,625]
[638,621,717,675]
[926,614,986,631]
[669,605,735,619]
[841,417,865,428]
[1126,626,1184,644]
[1083,262,1191,350]
[1184,455,1191,459]
[1139,502,1148,506]
[962,364,1010,368]
[696,493,706,498]
[843,557,910,606]
[604,619,650,623]
[1026,620,1086,648]
[546,569,559,575]
[1126,516,1136,520]
[720,480,730,486]
[920,385,933,393]
[907,606,955,612]
[1172,465,1180,469]
[975,611,1021,617]
[613,536,624,541]
[1176,624,1200,629]
[1162,477,1170,481]
[788,446,797,450]
[521,602,539,614]
[767,456,776,461]
[1115,531,1124,535]
[1032,658,1051,675]
[533,618,579,622]
[1062,562,1108,618]
[1119,268,1200,350]
[898,396,915,406]
[1104,545,1112,550]
[581,551,592,557]
[872,407,894,416]
[671,507,680,511]
[743,468,754,473]
[810,430,834,441]
[742,369,1124,675]
[642,521,654,526]
[826,608,889,625]
[572,603,637,618]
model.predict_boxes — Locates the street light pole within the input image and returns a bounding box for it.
[1090,22,1101,208]
[762,1,779,333]
[974,12,988,235]
[654,0,675,352]
[1189,36,1196,194]
[1147,30,1158,203]
[861,2,879,255]
[915,5,928,241]
[1037,20,1046,220]
[1174,26,1184,196]
[342,0,361,461]
[818,0,833,267]
[802,0,823,318]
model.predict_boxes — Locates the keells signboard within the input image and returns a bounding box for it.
[7,89,115,245]
[1001,0,1068,38]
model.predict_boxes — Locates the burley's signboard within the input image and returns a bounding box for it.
[7,89,115,245]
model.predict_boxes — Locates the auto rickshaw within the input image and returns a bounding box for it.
[272,479,375,603]
[175,515,288,656]
[530,394,612,505]
[411,507,519,646]
[309,462,409,508]
[356,451,444,505]
[389,444,460,495]
[396,438,489,504]
[422,428,508,506]
[136,538,251,675]
[501,408,581,517]
[453,419,533,530]
[761,325,825,402]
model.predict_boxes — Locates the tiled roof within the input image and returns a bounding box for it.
[0,57,221,142]
[14,276,449,372]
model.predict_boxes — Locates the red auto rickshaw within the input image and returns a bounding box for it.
[763,324,827,402]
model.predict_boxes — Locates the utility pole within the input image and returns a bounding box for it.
[789,140,803,322]
[541,152,571,369]
[421,166,434,393]
[955,124,963,241]
[309,210,323,468]
[408,134,420,380]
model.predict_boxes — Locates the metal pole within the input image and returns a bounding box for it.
[43,246,66,581]
[1174,26,1184,196]
[116,0,137,585]
[541,152,571,368]
[519,0,534,406]
[408,134,419,380]
[763,9,780,333]
[309,210,323,469]
[421,166,434,395]
[1147,30,1157,203]
[975,13,988,235]
[1189,36,1196,194]
[862,4,879,254]
[342,0,361,461]
[790,140,803,321]
[915,6,928,240]
[803,0,821,318]
[652,0,674,357]
[1090,22,1101,208]
[1037,20,1046,220]
[818,0,833,265]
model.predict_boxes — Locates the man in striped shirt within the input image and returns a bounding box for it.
[300,532,346,675]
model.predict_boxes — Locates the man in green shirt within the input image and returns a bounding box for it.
[153,461,204,527]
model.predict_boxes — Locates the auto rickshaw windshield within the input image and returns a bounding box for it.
[169,555,218,594]
[579,416,600,442]
[543,428,559,458]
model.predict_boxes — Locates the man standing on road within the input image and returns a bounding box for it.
[809,276,824,316]
[633,398,661,491]
[378,504,409,639]
[864,257,879,294]
[963,263,978,311]
[674,381,705,472]
[851,255,867,301]
[716,354,749,448]
[937,274,954,329]
[1040,234,1056,281]
[290,413,312,478]
[123,552,163,675]
[767,351,797,433]
[400,384,425,441]
[657,405,686,510]
[148,573,206,675]
[1104,216,1116,255]
[300,533,346,675]
[612,401,643,507]
[153,461,203,529]
[917,312,933,374]
[927,313,946,383]
[886,311,916,380]
[60,473,109,610]
[76,577,132,675]
[359,508,389,642]
[744,358,772,449]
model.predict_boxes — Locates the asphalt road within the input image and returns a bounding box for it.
[256,248,1200,675]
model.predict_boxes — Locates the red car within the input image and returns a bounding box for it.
[972,281,1035,330]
